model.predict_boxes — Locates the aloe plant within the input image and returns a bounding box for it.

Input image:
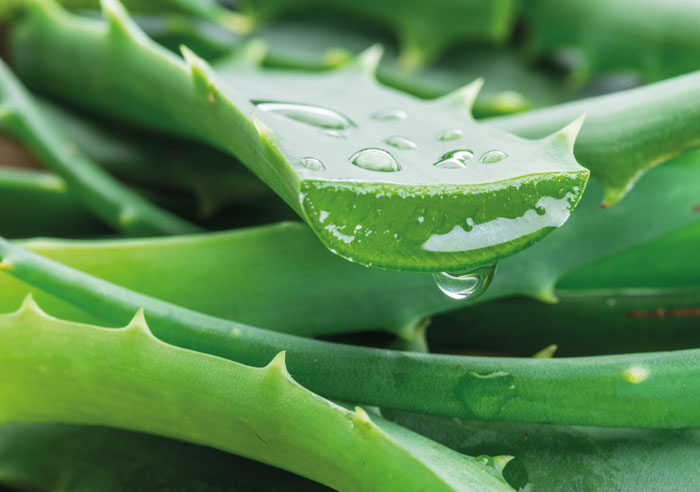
[1,0,699,490]
[9,0,590,272]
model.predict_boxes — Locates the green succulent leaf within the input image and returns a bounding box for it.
[1,235,700,428]
[0,297,514,492]
[522,0,700,85]
[0,423,332,492]
[490,70,700,206]
[0,58,201,236]
[239,0,516,69]
[388,411,700,492]
[9,0,589,272]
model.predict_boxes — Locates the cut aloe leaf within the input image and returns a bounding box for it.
[8,0,589,272]
[0,297,515,492]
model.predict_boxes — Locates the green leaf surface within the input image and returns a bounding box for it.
[239,0,516,69]
[0,423,331,492]
[0,58,201,236]
[0,166,105,238]
[430,287,700,358]
[0,298,514,492]
[489,70,700,205]
[522,0,700,85]
[2,234,700,428]
[9,0,589,272]
[387,411,700,492]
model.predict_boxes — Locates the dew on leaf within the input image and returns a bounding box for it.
[480,150,508,163]
[432,264,496,300]
[384,135,417,150]
[349,148,400,172]
[438,128,463,141]
[456,370,516,419]
[433,150,474,169]
[300,157,325,171]
[253,101,354,129]
[371,109,407,121]
[321,129,346,139]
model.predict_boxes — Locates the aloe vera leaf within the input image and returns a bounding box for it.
[430,287,700,358]
[0,298,515,492]
[239,0,515,69]
[0,423,332,492]
[559,222,700,290]
[130,12,568,116]
[0,60,202,236]
[0,166,106,238]
[489,70,700,206]
[6,223,448,338]
[2,237,700,428]
[387,411,700,492]
[39,100,273,218]
[522,0,700,85]
[1,152,698,341]
[8,0,589,273]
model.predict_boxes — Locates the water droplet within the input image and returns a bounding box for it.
[456,370,516,419]
[433,150,474,169]
[321,129,346,139]
[300,157,325,171]
[384,135,417,150]
[253,101,354,129]
[480,150,508,163]
[432,263,496,300]
[371,109,407,121]
[535,205,546,216]
[350,148,400,172]
[439,129,463,141]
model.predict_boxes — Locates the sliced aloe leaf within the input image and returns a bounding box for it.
[387,411,700,492]
[9,0,589,272]
[0,423,332,492]
[0,297,514,492]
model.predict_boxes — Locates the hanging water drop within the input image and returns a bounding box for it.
[350,148,400,172]
[433,150,473,169]
[300,157,325,171]
[439,128,463,141]
[480,150,508,163]
[371,109,408,121]
[253,101,354,129]
[384,135,417,150]
[432,263,496,300]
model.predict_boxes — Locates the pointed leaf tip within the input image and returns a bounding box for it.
[125,308,150,334]
[436,78,484,114]
[19,292,41,314]
[491,455,514,473]
[249,112,274,141]
[344,44,384,76]
[266,351,290,377]
[354,406,373,425]
[532,344,558,359]
[547,114,586,149]
[101,0,143,40]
